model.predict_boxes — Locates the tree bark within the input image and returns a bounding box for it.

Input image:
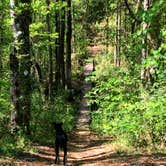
[10,48,20,133]
[0,21,3,93]
[118,0,121,67]
[141,0,149,87]
[124,0,141,23]
[10,0,32,134]
[66,0,72,89]
[55,0,61,87]
[124,0,142,33]
[114,1,121,67]
[105,0,109,54]
[59,0,66,88]
[46,0,53,97]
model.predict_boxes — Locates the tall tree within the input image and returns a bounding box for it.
[46,0,53,97]
[0,24,3,87]
[141,0,149,87]
[124,0,141,33]
[66,0,72,89]
[114,1,121,67]
[55,0,66,88]
[105,0,109,54]
[55,0,61,87]
[10,0,32,134]
[59,0,66,87]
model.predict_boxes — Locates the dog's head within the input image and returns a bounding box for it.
[53,122,63,131]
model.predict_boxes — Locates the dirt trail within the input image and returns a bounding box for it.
[1,47,166,165]
[67,58,108,165]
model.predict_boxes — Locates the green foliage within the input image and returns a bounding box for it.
[151,37,166,82]
[0,0,79,157]
[72,0,90,76]
[0,131,33,157]
[0,75,11,136]
[87,0,108,23]
[30,89,77,144]
[0,76,32,156]
[85,0,166,151]
[0,72,33,156]
[88,64,166,149]
[74,24,89,58]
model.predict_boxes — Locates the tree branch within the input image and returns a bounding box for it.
[124,0,141,23]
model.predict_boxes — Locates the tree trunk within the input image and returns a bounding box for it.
[124,6,127,39]
[46,0,53,97]
[10,48,20,133]
[55,0,66,88]
[0,23,3,93]
[59,0,66,88]
[124,0,142,33]
[118,0,121,67]
[55,0,61,87]
[141,0,149,86]
[105,0,109,54]
[66,0,72,89]
[10,0,32,134]
[149,0,161,50]
[114,1,121,67]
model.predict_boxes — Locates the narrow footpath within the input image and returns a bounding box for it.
[67,59,113,165]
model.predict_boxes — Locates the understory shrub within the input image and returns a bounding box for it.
[87,66,166,149]
[30,89,78,144]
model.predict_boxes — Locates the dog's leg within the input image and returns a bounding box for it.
[55,144,59,164]
[63,146,67,166]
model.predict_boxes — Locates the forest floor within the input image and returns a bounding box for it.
[1,46,166,166]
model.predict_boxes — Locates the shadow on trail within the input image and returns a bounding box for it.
[68,149,166,166]
[67,130,166,165]
[14,149,54,164]
[68,129,110,152]
[5,145,165,166]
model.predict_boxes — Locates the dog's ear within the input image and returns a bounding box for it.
[59,122,63,126]
[55,122,63,125]
[53,122,63,128]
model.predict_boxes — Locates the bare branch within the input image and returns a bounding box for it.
[124,0,141,23]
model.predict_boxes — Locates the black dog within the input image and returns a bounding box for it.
[53,122,68,165]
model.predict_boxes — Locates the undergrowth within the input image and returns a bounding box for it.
[87,57,166,153]
[0,87,78,156]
